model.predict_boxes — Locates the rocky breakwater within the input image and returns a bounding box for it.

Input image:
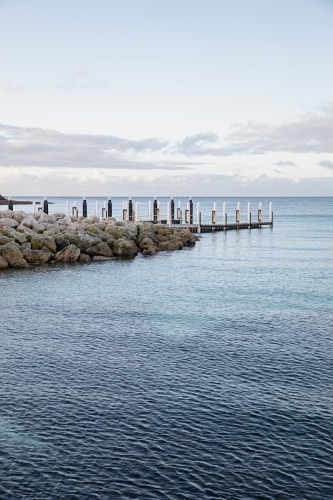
[0,210,199,270]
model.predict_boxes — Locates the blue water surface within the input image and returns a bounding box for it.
[0,197,332,499]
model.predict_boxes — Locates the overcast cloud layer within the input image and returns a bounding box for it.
[1,106,333,172]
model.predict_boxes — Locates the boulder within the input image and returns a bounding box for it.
[85,225,108,241]
[62,216,72,225]
[137,225,158,245]
[31,235,57,253]
[22,249,51,264]
[0,210,13,218]
[21,216,45,233]
[113,238,138,258]
[0,218,19,228]
[105,235,116,249]
[0,226,27,244]
[92,256,112,262]
[155,226,173,237]
[105,225,138,241]
[78,253,91,263]
[94,222,107,231]
[0,235,12,245]
[12,211,26,223]
[21,242,32,250]
[158,239,183,251]
[85,242,113,258]
[0,243,28,268]
[43,224,61,236]
[85,215,100,224]
[54,244,80,262]
[53,234,71,251]
[16,224,38,240]
[39,213,56,224]
[139,237,157,256]
[0,255,8,269]
[62,232,102,251]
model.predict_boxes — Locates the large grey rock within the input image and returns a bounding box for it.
[158,238,183,251]
[85,242,113,258]
[139,237,157,255]
[105,235,116,249]
[113,238,138,258]
[0,255,8,269]
[136,225,158,245]
[62,232,102,251]
[21,216,45,233]
[0,218,19,228]
[20,242,32,250]
[0,226,27,244]
[78,253,91,263]
[53,234,71,251]
[0,210,13,218]
[31,235,57,253]
[105,225,138,241]
[12,211,26,223]
[0,243,28,268]
[54,244,80,262]
[94,222,107,231]
[62,216,72,225]
[0,235,12,245]
[85,215,100,224]
[43,224,61,236]
[16,223,38,238]
[39,213,56,224]
[22,249,51,264]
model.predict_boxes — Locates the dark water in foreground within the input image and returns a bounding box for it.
[0,197,333,499]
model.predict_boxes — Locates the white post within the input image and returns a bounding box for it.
[66,201,69,216]
[212,202,217,224]
[95,201,99,217]
[126,201,129,221]
[157,201,160,223]
[196,202,201,226]
[167,201,171,226]
[258,202,262,222]
[269,202,273,223]
[248,202,251,224]
[223,202,226,225]
[32,201,36,214]
[135,202,139,222]
[236,202,241,223]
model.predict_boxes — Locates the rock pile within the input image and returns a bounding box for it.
[0,210,199,269]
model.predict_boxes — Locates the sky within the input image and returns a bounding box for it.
[1,0,333,196]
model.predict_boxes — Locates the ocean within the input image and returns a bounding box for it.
[0,197,332,499]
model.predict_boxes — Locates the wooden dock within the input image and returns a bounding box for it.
[167,218,273,233]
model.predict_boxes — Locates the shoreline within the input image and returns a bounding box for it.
[0,209,198,270]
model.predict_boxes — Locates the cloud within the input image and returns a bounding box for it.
[0,124,190,170]
[53,67,111,92]
[0,67,110,94]
[0,78,25,93]
[2,169,333,197]
[175,106,333,156]
[274,160,297,167]
[317,160,333,171]
[177,132,219,154]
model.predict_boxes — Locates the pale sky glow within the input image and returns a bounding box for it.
[1,0,333,196]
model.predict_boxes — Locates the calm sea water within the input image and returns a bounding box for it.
[1,197,332,499]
